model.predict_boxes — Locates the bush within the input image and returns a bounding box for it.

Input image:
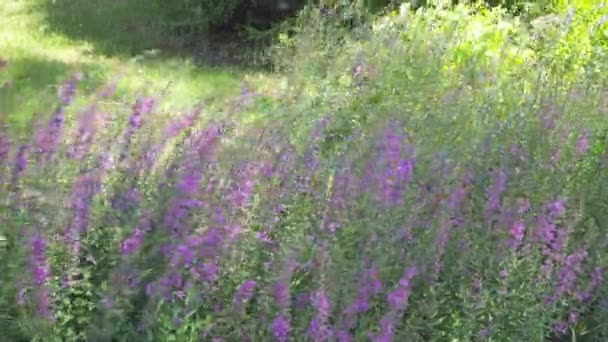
[154,0,306,35]
[2,3,608,342]
[153,0,244,34]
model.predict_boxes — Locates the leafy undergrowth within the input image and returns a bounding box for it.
[2,3,608,342]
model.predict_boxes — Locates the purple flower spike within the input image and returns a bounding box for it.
[58,73,81,106]
[270,314,290,342]
[509,221,525,249]
[576,130,589,154]
[485,170,507,217]
[308,290,331,341]
[120,228,143,256]
[234,279,257,303]
[374,123,415,206]
[554,321,567,335]
[387,286,409,311]
[0,128,10,168]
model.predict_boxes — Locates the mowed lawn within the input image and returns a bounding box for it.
[0,0,245,137]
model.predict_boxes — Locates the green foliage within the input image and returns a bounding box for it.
[2,1,608,341]
[153,0,243,34]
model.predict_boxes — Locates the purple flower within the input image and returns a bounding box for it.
[111,188,142,211]
[311,290,330,316]
[130,98,155,129]
[16,280,28,306]
[67,105,100,159]
[485,170,507,217]
[499,269,509,279]
[578,267,603,303]
[551,198,566,217]
[387,286,409,311]
[34,107,65,160]
[15,144,27,173]
[234,279,257,302]
[509,221,525,249]
[191,262,218,282]
[343,264,383,326]
[295,292,310,309]
[308,290,331,341]
[0,129,9,167]
[178,173,201,194]
[11,144,28,190]
[29,234,51,318]
[568,311,578,324]
[256,231,273,243]
[576,131,589,154]
[308,317,332,342]
[170,243,195,267]
[36,287,51,319]
[225,224,244,241]
[229,163,258,208]
[448,183,467,212]
[517,198,531,214]
[548,249,588,304]
[370,315,395,342]
[58,73,81,105]
[163,107,202,139]
[374,124,415,206]
[145,283,154,297]
[273,282,290,309]
[554,321,567,335]
[270,314,290,342]
[163,197,204,236]
[65,173,102,254]
[30,234,49,286]
[120,230,143,256]
[335,330,353,342]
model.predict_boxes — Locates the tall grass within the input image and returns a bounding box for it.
[1,3,608,341]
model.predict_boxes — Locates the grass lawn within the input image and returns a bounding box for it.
[0,0,246,137]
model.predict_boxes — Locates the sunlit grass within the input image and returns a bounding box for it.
[0,0,243,135]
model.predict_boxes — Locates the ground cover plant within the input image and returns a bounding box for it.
[2,1,608,342]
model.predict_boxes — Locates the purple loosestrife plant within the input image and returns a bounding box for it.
[485,169,507,219]
[33,107,64,162]
[67,106,100,160]
[576,130,589,154]
[338,264,383,338]
[546,248,588,305]
[120,220,147,256]
[64,172,103,256]
[0,127,9,183]
[11,144,28,189]
[374,123,415,206]
[119,97,155,162]
[33,74,82,162]
[307,290,332,341]
[30,233,51,318]
[57,72,82,106]
[270,314,290,342]
[234,279,256,302]
[370,266,417,342]
[140,106,203,171]
[577,267,603,303]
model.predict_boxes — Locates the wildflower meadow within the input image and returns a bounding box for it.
[1,1,608,341]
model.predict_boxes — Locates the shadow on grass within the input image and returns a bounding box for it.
[39,0,184,58]
[0,56,104,135]
[38,0,272,69]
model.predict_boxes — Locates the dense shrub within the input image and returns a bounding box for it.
[154,0,305,35]
[2,3,608,342]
